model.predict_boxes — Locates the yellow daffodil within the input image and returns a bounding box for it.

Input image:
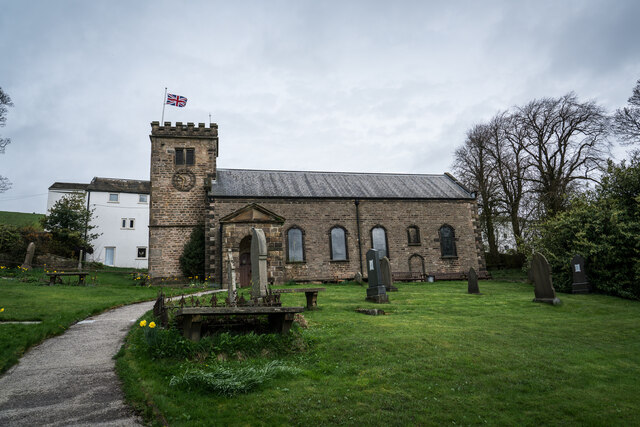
[149,322,156,328]
[139,320,147,327]
[0,308,4,312]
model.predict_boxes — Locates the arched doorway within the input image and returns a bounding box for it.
[238,235,252,287]
[409,254,425,275]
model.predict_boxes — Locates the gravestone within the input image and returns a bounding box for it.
[77,249,83,270]
[354,271,363,285]
[365,249,389,303]
[467,267,481,294]
[21,242,35,270]
[226,249,237,306]
[250,227,268,301]
[571,254,591,294]
[380,257,398,292]
[531,252,561,305]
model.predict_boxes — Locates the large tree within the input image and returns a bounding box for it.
[516,93,610,217]
[613,79,640,145]
[41,193,99,258]
[0,87,14,193]
[453,123,500,259]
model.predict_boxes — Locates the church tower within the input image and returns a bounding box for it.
[148,121,218,281]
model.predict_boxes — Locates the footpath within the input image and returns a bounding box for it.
[0,291,220,426]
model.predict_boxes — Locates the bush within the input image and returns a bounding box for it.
[0,224,25,261]
[179,226,205,279]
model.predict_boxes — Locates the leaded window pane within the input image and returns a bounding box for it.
[175,148,184,165]
[372,227,387,258]
[440,226,457,257]
[186,148,195,165]
[288,228,304,262]
[331,227,347,260]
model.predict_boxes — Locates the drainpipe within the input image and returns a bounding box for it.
[83,190,91,262]
[355,198,363,275]
[219,223,224,286]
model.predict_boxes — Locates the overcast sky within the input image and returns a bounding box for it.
[1,0,639,213]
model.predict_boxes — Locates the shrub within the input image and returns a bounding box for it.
[179,226,205,279]
[0,224,24,261]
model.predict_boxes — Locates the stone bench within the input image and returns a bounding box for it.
[45,272,89,286]
[175,306,305,341]
[272,287,326,309]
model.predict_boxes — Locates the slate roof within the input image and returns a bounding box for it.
[209,169,473,200]
[87,177,150,194]
[48,182,89,191]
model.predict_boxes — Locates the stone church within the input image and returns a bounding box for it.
[148,121,487,287]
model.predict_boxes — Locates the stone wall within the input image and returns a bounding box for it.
[207,197,486,286]
[148,121,218,281]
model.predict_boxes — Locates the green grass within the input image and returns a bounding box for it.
[116,280,640,426]
[0,210,45,229]
[0,267,208,373]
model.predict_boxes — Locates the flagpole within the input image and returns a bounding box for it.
[161,87,167,124]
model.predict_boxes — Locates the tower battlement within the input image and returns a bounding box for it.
[150,121,218,138]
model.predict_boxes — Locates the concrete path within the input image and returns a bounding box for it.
[0,291,221,426]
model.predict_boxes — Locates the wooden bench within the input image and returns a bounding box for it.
[46,272,89,286]
[272,288,326,309]
[175,306,305,341]
[392,272,426,282]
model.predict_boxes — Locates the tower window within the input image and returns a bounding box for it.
[175,148,195,165]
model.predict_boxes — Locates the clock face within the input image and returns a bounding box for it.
[172,170,196,192]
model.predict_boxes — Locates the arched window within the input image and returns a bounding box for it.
[330,226,348,261]
[287,227,305,262]
[439,225,457,257]
[407,226,421,245]
[371,226,388,258]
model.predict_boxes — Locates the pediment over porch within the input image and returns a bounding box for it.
[219,203,285,224]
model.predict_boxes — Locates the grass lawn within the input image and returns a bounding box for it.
[0,267,208,373]
[0,210,45,229]
[116,276,640,426]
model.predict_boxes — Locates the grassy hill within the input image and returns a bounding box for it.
[0,211,45,230]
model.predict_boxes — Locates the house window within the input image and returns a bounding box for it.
[109,193,119,202]
[439,225,457,257]
[139,194,148,203]
[330,226,347,261]
[175,148,195,165]
[121,218,135,229]
[407,226,421,245]
[287,227,304,262]
[371,226,388,258]
[137,247,147,259]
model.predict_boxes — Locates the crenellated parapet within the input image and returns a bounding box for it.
[150,121,218,138]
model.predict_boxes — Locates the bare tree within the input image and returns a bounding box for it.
[516,93,610,217]
[613,79,640,145]
[453,123,500,259]
[485,112,532,252]
[0,87,14,192]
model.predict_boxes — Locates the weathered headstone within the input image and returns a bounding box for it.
[250,227,268,301]
[467,267,480,294]
[226,249,237,306]
[354,271,363,285]
[21,242,35,270]
[571,254,591,294]
[380,257,398,292]
[531,252,561,305]
[365,249,389,303]
[77,249,83,271]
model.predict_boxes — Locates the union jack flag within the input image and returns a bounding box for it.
[166,93,187,107]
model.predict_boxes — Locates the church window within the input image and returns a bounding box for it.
[407,226,421,245]
[330,226,348,261]
[371,226,388,258]
[439,225,457,257]
[175,148,195,166]
[287,227,305,262]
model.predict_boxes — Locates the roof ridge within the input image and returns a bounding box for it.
[217,168,444,177]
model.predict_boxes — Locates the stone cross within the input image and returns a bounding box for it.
[250,227,268,301]
[571,254,590,294]
[226,249,237,306]
[365,249,389,303]
[467,267,480,294]
[531,252,561,305]
[21,242,35,270]
[380,256,398,292]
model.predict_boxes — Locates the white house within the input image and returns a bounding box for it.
[47,177,150,268]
